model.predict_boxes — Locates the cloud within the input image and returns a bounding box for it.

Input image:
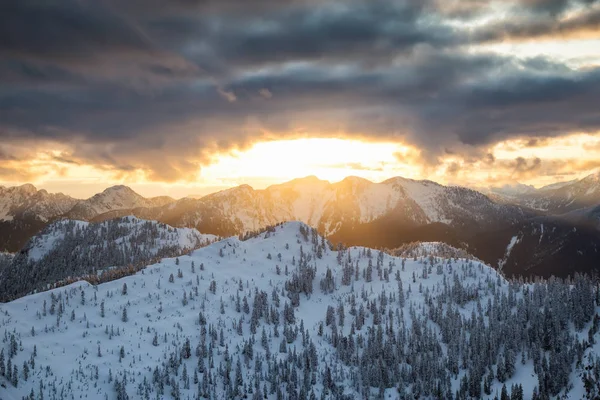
[0,0,599,182]
[511,156,542,175]
[474,6,600,43]
[217,87,237,103]
[259,89,273,99]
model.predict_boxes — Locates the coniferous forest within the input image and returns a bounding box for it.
[1,222,600,399]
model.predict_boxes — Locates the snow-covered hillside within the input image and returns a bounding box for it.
[394,241,478,260]
[0,222,598,399]
[0,217,217,301]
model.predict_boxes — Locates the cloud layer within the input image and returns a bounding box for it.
[1,0,599,182]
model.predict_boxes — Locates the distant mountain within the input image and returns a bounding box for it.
[491,172,600,213]
[538,179,578,192]
[134,175,528,240]
[0,184,78,222]
[0,216,217,301]
[489,182,537,197]
[0,184,79,252]
[134,175,600,278]
[468,217,600,278]
[0,184,176,251]
[4,173,600,279]
[65,185,174,221]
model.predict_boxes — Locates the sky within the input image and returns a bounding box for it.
[1,0,600,198]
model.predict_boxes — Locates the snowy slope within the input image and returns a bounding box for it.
[24,217,214,262]
[394,241,479,260]
[0,221,597,399]
[0,216,217,301]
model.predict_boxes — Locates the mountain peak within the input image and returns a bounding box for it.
[491,182,536,196]
[210,184,255,198]
[581,170,600,184]
[18,183,38,195]
[283,175,330,186]
[340,175,372,185]
[102,185,137,195]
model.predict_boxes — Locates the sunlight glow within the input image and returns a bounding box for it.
[200,138,419,187]
[4,135,600,198]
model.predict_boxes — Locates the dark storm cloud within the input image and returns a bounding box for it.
[211,2,458,66]
[0,1,149,58]
[0,0,201,85]
[1,0,599,180]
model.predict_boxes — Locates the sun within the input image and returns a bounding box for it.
[199,138,420,187]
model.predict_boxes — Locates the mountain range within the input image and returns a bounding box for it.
[2,172,600,279]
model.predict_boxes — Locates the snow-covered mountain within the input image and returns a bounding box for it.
[65,185,174,221]
[138,175,528,240]
[0,221,599,399]
[493,172,600,213]
[0,216,217,301]
[0,184,78,222]
[489,182,537,197]
[0,184,176,252]
[4,175,600,279]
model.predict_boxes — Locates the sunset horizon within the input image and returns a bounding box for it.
[3,135,600,199]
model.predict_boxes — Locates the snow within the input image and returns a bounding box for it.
[395,241,479,260]
[267,177,335,228]
[0,218,598,399]
[491,182,537,197]
[388,177,452,223]
[66,186,175,221]
[498,235,519,271]
[0,184,78,223]
[1,221,590,399]
[26,217,216,262]
[354,181,402,223]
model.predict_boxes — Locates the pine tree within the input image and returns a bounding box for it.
[22,360,29,381]
[500,384,509,400]
[0,349,5,376]
[6,357,11,382]
[11,364,18,387]
[182,338,191,359]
